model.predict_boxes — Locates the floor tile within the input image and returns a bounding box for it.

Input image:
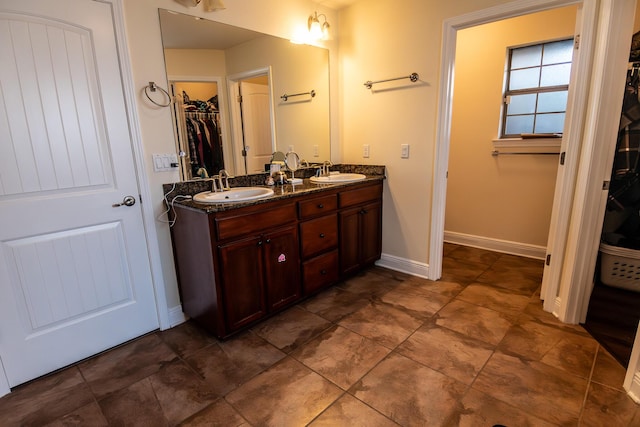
[435,300,514,345]
[178,399,249,427]
[472,351,588,425]
[456,282,531,316]
[446,245,502,266]
[0,368,93,427]
[338,300,423,349]
[591,347,627,391]
[158,321,217,359]
[441,257,489,283]
[449,388,556,427]
[350,352,467,426]
[148,360,218,425]
[299,286,371,322]
[397,322,494,385]
[184,331,284,396]
[251,306,332,352]
[308,393,397,426]
[379,282,452,320]
[336,268,403,297]
[580,382,640,426]
[78,333,177,399]
[291,325,390,389]
[498,317,598,378]
[44,401,108,427]
[476,264,542,295]
[402,276,464,298]
[225,357,342,427]
[98,378,167,426]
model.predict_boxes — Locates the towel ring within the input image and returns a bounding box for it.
[144,82,171,107]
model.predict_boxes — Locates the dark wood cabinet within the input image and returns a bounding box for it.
[218,235,266,331]
[169,179,383,338]
[339,183,383,275]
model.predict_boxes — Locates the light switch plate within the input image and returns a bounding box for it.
[401,144,410,159]
[363,144,370,158]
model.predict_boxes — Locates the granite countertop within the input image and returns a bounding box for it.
[162,164,385,213]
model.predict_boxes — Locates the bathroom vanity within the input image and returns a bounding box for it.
[167,169,384,339]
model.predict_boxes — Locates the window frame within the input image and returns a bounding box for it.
[500,37,574,139]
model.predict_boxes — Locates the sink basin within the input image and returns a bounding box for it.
[193,187,274,204]
[310,173,367,184]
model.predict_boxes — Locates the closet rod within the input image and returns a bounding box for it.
[281,90,315,101]
[364,72,419,89]
[491,150,559,156]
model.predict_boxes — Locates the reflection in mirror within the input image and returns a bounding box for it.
[158,9,330,179]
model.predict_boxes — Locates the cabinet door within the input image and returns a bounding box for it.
[263,227,301,311]
[218,236,267,332]
[360,201,382,266]
[339,207,361,275]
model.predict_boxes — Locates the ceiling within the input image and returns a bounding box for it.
[158,9,266,49]
[159,0,361,50]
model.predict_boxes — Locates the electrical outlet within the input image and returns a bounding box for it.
[363,144,370,158]
[313,145,319,157]
[401,144,410,159]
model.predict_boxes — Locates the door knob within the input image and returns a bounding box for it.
[112,195,136,207]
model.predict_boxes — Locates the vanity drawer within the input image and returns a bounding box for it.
[215,202,296,241]
[299,214,338,258]
[303,249,339,295]
[298,194,338,219]
[339,182,383,208]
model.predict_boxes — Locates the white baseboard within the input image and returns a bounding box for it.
[376,253,430,278]
[626,373,640,404]
[166,305,188,329]
[444,231,546,260]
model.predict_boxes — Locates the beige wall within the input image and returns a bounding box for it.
[339,0,512,264]
[225,36,330,161]
[445,6,577,247]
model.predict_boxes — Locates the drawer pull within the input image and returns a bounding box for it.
[319,233,325,238]
[317,204,324,209]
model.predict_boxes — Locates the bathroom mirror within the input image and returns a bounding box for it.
[159,9,330,178]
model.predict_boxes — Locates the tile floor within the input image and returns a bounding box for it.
[1,243,639,426]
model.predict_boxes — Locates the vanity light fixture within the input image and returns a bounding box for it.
[174,0,201,7]
[203,0,226,11]
[173,0,225,11]
[308,11,330,41]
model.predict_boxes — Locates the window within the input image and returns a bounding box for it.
[501,38,574,138]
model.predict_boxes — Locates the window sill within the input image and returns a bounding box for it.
[492,137,562,153]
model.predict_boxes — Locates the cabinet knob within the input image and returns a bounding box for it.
[320,269,327,275]
[360,208,368,215]
[257,240,263,246]
[317,204,324,209]
[265,238,271,244]
[319,233,325,238]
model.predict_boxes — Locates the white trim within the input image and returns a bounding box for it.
[557,0,637,324]
[492,138,562,151]
[376,253,429,279]
[0,357,9,398]
[625,322,640,402]
[444,231,546,260]
[429,0,583,282]
[541,2,598,314]
[168,305,188,328]
[111,0,170,330]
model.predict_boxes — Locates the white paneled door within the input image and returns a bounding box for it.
[0,0,158,387]
[240,81,273,174]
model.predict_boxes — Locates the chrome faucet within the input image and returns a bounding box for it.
[218,169,232,191]
[321,160,333,176]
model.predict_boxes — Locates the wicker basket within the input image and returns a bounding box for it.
[599,243,640,291]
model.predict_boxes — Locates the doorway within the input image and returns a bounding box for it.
[227,68,276,175]
[444,7,576,262]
